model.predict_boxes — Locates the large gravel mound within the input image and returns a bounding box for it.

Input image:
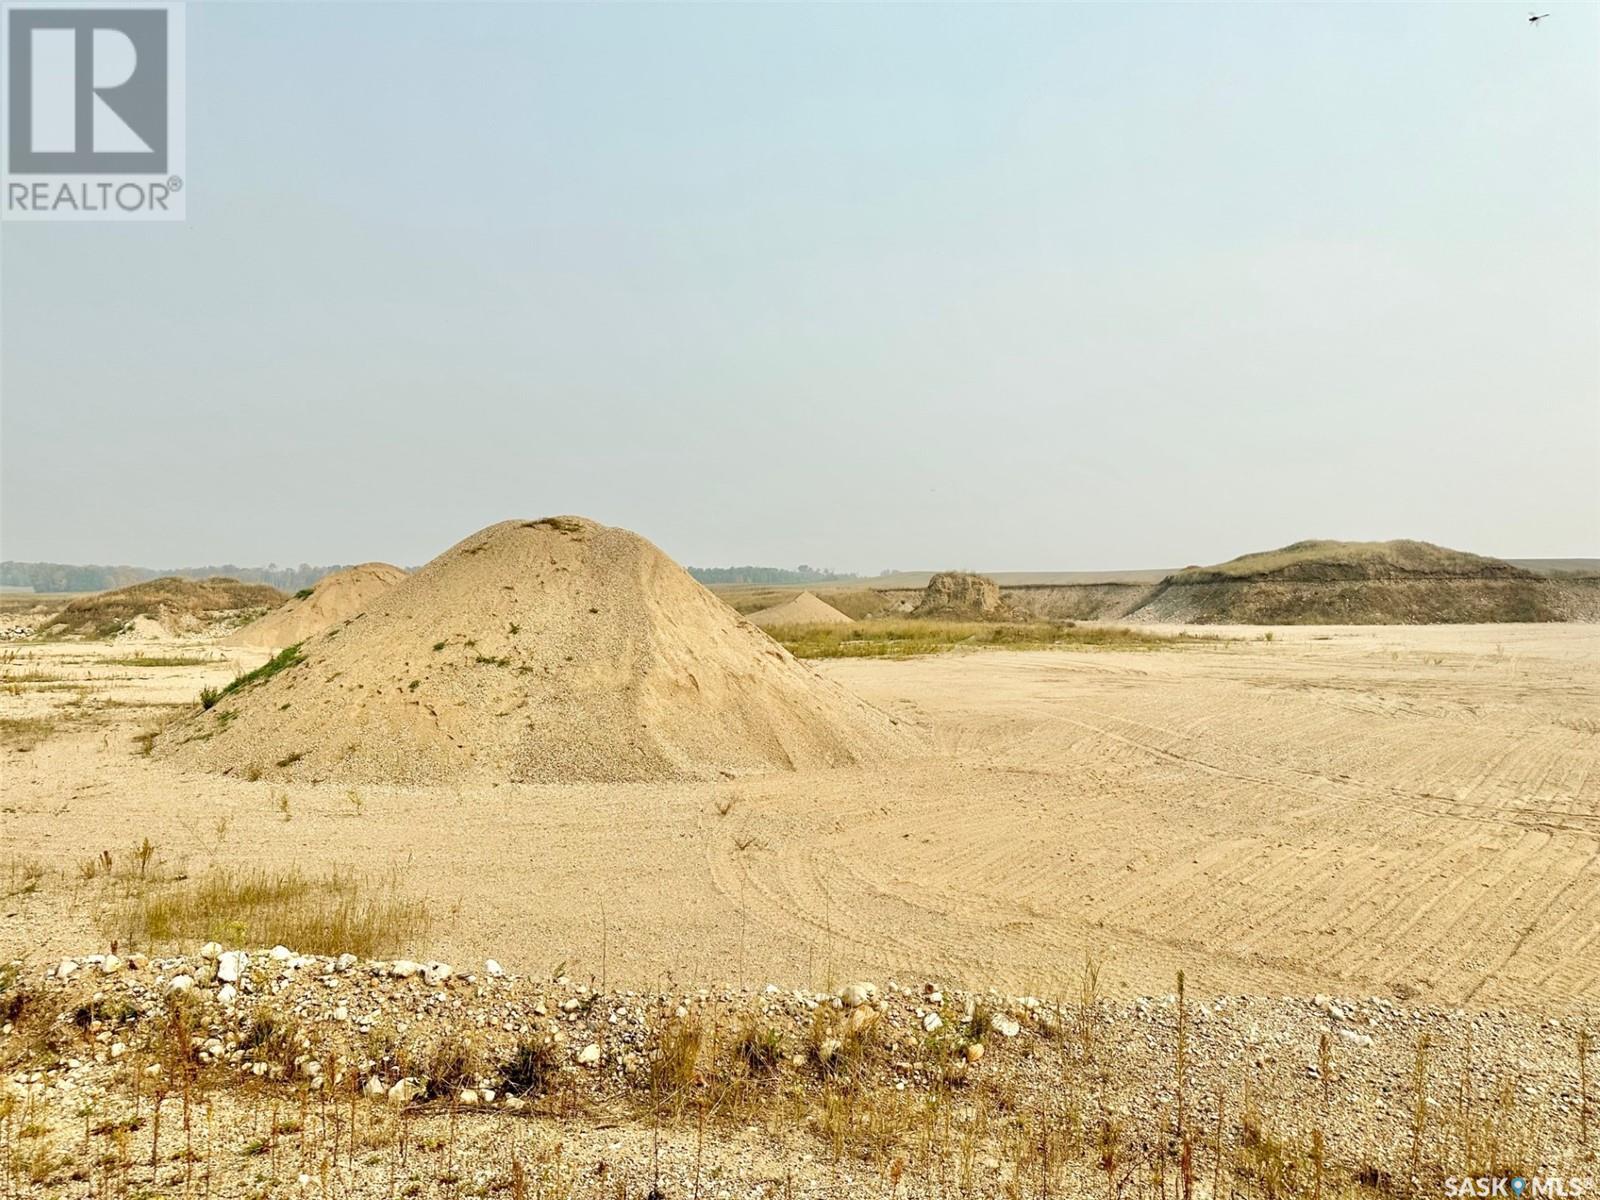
[160,518,912,784]
[223,563,407,649]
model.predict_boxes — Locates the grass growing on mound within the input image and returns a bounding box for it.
[201,642,304,709]
[104,865,429,957]
[768,619,1210,659]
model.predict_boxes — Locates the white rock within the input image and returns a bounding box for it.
[217,984,237,1005]
[965,1042,984,1063]
[1339,1029,1374,1049]
[485,959,505,978]
[423,962,452,987]
[390,960,424,979]
[459,1088,478,1106]
[167,975,195,994]
[336,954,357,971]
[200,942,222,961]
[109,1042,126,1059]
[577,1044,601,1066]
[56,960,79,979]
[217,952,244,983]
[269,945,293,962]
[923,1012,943,1033]
[99,956,123,975]
[387,1078,422,1105]
[992,1015,1021,1038]
[839,983,875,1009]
[363,1076,387,1098]
[480,1088,495,1103]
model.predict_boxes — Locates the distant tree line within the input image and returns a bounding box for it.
[1,561,352,593]
[687,565,857,585]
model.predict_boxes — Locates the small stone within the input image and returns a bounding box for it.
[577,1044,601,1066]
[217,952,244,983]
[217,984,237,1004]
[839,983,875,1009]
[993,1015,1021,1038]
[109,1042,126,1059]
[56,960,79,979]
[99,955,123,975]
[364,1076,386,1098]
[965,1043,984,1063]
[168,975,195,994]
[423,962,452,987]
[459,1088,478,1106]
[269,945,293,962]
[923,1012,943,1033]
[485,959,505,978]
[200,942,222,961]
[387,1078,422,1105]
[390,960,423,980]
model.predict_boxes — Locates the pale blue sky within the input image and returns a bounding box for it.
[2,1,1595,571]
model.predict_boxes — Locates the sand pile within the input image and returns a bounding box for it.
[747,592,854,628]
[160,518,911,784]
[223,563,407,649]
[913,572,1009,619]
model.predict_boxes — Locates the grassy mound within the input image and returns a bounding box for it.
[37,577,286,639]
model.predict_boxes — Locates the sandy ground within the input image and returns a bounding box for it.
[3,624,1597,1013]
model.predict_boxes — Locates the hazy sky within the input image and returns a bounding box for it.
[2,1,1596,573]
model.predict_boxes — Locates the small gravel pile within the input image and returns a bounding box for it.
[747,592,854,628]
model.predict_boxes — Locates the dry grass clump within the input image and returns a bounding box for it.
[101,654,218,668]
[101,865,429,957]
[768,619,1210,659]
[0,716,56,750]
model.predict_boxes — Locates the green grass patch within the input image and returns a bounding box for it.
[206,642,304,708]
[767,619,1214,660]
